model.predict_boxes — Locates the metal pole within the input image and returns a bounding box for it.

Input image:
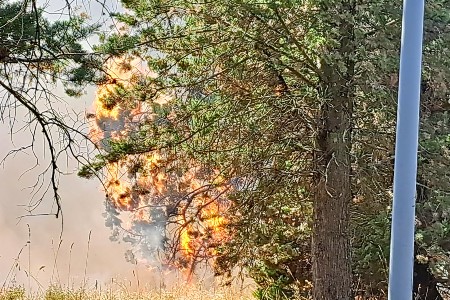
[388,0,425,299]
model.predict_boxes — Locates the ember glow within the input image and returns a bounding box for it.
[90,56,231,278]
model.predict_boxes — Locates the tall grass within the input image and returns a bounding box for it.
[0,284,254,300]
[1,229,254,300]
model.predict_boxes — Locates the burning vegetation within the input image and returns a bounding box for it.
[86,56,232,279]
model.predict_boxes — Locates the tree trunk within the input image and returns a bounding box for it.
[312,2,355,299]
[313,84,353,300]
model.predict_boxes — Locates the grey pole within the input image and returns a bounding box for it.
[388,0,425,299]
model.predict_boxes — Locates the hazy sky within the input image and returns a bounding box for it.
[0,0,162,292]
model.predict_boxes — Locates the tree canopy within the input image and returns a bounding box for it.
[78,0,450,299]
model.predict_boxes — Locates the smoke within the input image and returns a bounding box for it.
[0,151,151,291]
[103,200,166,266]
[0,83,163,292]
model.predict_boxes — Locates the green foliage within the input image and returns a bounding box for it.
[0,2,38,52]
[95,34,140,56]
[352,209,391,293]
[252,275,294,300]
[0,1,103,95]
[78,158,107,179]
[412,110,450,283]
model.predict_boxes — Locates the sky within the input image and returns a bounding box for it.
[0,0,165,292]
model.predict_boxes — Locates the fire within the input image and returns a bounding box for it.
[95,82,121,120]
[103,153,169,211]
[90,55,231,279]
[90,57,157,143]
[136,154,167,195]
[90,56,164,212]
[176,169,230,267]
[203,203,228,251]
[106,162,133,210]
[180,224,195,257]
[94,59,136,119]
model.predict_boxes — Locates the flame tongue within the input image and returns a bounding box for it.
[178,171,229,267]
[178,199,228,281]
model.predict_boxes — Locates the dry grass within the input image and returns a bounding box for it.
[1,227,256,300]
[0,284,255,300]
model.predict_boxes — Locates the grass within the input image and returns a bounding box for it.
[1,228,255,300]
[0,284,254,300]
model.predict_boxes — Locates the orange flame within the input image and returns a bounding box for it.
[91,56,231,279]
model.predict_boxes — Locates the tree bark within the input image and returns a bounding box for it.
[312,2,355,299]
[313,82,353,300]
